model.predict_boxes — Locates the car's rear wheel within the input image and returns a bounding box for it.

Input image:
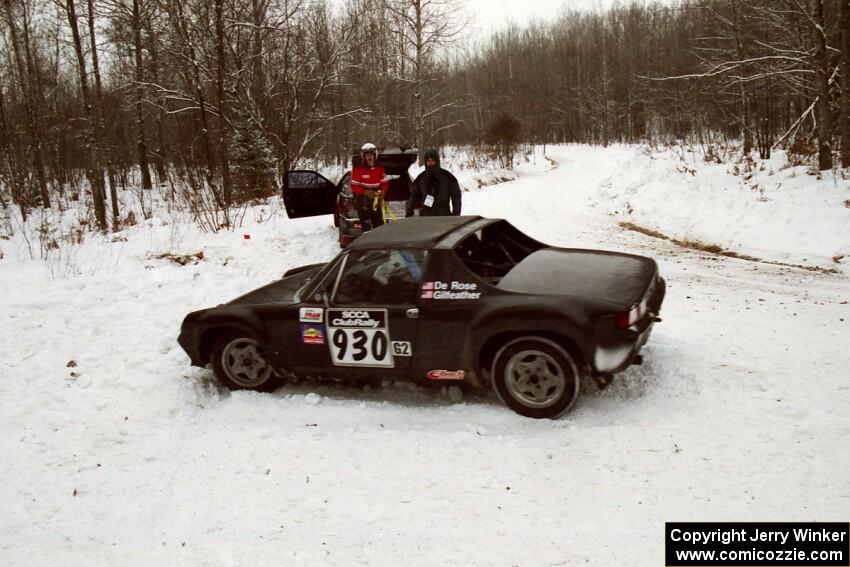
[492,337,580,419]
[212,332,283,392]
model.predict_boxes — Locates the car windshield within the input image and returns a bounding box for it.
[294,254,344,303]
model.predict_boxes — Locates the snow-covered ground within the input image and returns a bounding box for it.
[1,145,849,566]
[589,145,850,272]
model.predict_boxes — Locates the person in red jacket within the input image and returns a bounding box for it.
[351,142,388,232]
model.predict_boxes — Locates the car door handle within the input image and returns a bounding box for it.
[406,308,420,319]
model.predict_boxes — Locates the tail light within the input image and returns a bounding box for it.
[616,299,648,329]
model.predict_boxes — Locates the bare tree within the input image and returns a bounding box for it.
[0,75,26,220]
[2,0,51,208]
[384,0,467,155]
[144,13,168,181]
[810,0,832,170]
[87,0,120,224]
[213,0,231,206]
[66,0,108,229]
[731,0,752,154]
[132,0,154,189]
[839,0,850,167]
[160,0,218,185]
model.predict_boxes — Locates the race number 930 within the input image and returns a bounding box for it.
[331,328,390,366]
[326,309,395,368]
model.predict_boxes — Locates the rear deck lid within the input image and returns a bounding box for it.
[497,248,657,308]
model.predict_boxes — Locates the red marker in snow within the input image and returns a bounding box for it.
[243,234,251,240]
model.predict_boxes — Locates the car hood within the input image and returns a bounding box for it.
[497,247,657,309]
[228,265,322,305]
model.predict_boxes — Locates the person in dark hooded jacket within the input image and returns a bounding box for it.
[405,148,461,217]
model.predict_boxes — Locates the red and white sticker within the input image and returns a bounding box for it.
[427,369,465,380]
[420,281,434,299]
[299,307,323,323]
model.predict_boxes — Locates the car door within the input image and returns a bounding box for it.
[411,248,486,380]
[325,248,426,373]
[283,170,339,218]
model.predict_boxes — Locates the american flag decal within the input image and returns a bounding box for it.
[420,281,434,299]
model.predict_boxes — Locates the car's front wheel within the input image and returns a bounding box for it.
[211,332,283,392]
[492,337,580,419]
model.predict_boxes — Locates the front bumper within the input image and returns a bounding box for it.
[177,316,204,367]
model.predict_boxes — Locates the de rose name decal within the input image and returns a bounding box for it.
[420,280,481,300]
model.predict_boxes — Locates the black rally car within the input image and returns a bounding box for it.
[282,147,426,247]
[177,216,665,418]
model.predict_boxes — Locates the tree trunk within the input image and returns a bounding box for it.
[601,30,610,147]
[168,1,218,200]
[214,0,232,208]
[132,0,153,190]
[811,0,833,170]
[3,0,51,209]
[87,0,119,225]
[414,0,424,159]
[145,19,167,182]
[67,0,107,230]
[0,80,26,221]
[250,0,267,117]
[839,0,850,167]
[732,0,752,155]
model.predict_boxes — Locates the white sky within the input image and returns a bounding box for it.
[331,1,677,42]
[464,0,617,38]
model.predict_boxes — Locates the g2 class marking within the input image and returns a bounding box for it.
[392,341,412,356]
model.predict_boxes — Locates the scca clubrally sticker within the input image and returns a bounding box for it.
[326,309,393,368]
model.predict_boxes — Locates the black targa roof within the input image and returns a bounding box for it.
[347,216,484,250]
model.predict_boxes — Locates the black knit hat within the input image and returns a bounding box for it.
[423,148,440,168]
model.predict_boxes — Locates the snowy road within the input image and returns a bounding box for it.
[1,145,849,565]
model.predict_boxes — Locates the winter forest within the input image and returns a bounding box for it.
[1,0,849,233]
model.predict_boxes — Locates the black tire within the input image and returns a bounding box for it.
[492,337,581,419]
[211,331,283,392]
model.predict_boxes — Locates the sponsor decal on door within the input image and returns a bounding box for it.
[300,323,325,345]
[326,309,394,368]
[427,370,465,380]
[299,307,323,323]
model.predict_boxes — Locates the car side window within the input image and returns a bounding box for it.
[334,249,426,305]
[288,171,328,189]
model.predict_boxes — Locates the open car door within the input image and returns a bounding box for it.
[283,170,339,218]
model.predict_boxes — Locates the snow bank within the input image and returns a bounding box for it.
[583,145,850,272]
